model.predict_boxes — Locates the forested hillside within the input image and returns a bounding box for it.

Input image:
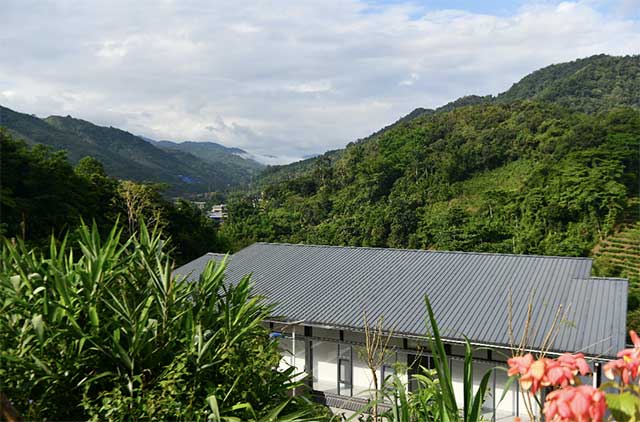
[150,139,264,178]
[224,103,638,253]
[0,106,262,195]
[222,102,640,327]
[496,54,640,113]
[0,130,228,264]
[260,54,639,184]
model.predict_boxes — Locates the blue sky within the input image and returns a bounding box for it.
[1,0,638,163]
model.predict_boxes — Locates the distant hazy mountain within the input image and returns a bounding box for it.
[0,106,263,195]
[148,139,264,176]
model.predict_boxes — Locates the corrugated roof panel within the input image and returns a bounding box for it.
[173,243,627,358]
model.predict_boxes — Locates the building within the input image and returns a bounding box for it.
[174,243,628,420]
[207,204,227,222]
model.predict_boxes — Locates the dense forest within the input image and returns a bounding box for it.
[0,130,228,265]
[223,102,638,254]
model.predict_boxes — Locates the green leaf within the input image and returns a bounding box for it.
[424,295,458,420]
[606,392,640,422]
[89,305,99,328]
[498,374,516,405]
[32,355,52,375]
[32,313,44,343]
[207,395,221,422]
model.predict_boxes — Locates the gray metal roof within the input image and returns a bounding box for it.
[174,243,628,358]
[176,253,228,279]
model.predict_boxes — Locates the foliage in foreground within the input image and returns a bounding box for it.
[0,222,329,421]
[506,331,640,421]
[369,296,491,422]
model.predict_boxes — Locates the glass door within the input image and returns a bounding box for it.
[338,344,352,396]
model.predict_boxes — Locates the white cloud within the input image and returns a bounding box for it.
[0,0,638,162]
[286,81,333,94]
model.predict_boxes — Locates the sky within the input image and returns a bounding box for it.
[1,0,639,164]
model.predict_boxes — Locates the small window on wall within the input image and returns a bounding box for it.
[408,354,433,392]
[338,344,352,396]
[382,364,395,383]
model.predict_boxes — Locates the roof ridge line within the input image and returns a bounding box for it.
[574,276,629,282]
[250,242,594,261]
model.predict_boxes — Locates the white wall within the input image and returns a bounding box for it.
[278,338,305,376]
[352,351,380,398]
[287,330,524,419]
[451,359,465,407]
[494,365,517,415]
[313,341,338,394]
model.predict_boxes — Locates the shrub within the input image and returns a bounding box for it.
[0,222,328,421]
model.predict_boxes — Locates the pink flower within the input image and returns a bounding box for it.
[508,353,592,393]
[604,330,640,385]
[557,353,591,376]
[507,353,535,377]
[543,385,606,422]
[546,353,592,387]
[508,353,547,393]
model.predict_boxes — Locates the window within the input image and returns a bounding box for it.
[338,344,352,396]
[382,364,395,382]
[312,341,338,394]
[408,354,433,392]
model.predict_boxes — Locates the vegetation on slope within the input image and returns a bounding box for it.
[221,103,640,328]
[224,103,638,252]
[497,54,640,113]
[0,130,228,264]
[258,54,639,186]
[0,106,261,195]
[593,201,640,331]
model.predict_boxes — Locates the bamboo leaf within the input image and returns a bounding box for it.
[89,305,99,328]
[32,313,44,343]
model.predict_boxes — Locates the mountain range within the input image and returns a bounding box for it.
[2,54,637,196]
[0,106,264,195]
[222,54,639,331]
[261,54,640,184]
[1,53,639,328]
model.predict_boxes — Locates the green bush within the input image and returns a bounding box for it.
[0,222,328,421]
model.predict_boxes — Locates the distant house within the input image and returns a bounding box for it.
[175,243,627,420]
[207,204,227,222]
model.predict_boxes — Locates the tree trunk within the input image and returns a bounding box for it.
[371,369,379,421]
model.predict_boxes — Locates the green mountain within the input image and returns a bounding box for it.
[222,54,640,329]
[150,140,264,177]
[496,54,640,112]
[0,106,262,195]
[260,54,639,184]
[225,102,639,254]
